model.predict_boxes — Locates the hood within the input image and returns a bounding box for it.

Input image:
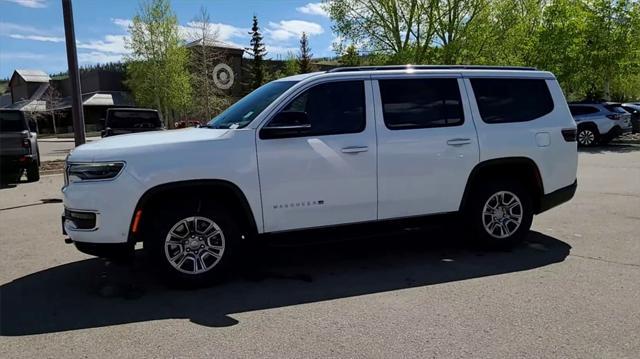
[68,128,231,162]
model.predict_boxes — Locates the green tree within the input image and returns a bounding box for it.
[284,52,299,76]
[126,0,191,128]
[340,44,360,66]
[246,15,267,90]
[297,32,313,73]
[328,0,438,63]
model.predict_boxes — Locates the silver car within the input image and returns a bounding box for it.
[568,103,633,146]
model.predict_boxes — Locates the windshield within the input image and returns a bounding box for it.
[0,111,27,132]
[107,110,162,129]
[206,81,297,129]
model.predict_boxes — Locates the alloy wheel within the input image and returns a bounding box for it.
[164,216,225,275]
[578,129,595,146]
[482,191,523,239]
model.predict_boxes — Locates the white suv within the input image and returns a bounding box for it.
[62,66,578,286]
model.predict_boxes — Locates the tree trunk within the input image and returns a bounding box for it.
[51,112,57,134]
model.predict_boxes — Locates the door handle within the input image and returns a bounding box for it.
[341,146,369,153]
[446,138,472,146]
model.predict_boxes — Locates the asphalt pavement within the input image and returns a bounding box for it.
[1,145,639,358]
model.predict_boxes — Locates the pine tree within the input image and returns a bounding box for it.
[297,32,313,74]
[341,44,360,66]
[246,15,267,89]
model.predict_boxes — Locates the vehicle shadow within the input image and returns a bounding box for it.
[0,230,570,336]
[579,143,640,154]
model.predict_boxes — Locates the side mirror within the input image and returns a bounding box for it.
[102,127,112,137]
[260,111,311,139]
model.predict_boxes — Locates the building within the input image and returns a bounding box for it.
[1,40,246,133]
[1,68,134,134]
[184,39,245,97]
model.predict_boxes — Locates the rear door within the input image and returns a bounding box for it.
[373,76,479,219]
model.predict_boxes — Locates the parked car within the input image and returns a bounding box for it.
[0,109,40,183]
[568,102,632,146]
[621,103,640,133]
[63,65,578,286]
[101,108,163,137]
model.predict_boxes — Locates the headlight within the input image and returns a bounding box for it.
[67,162,125,183]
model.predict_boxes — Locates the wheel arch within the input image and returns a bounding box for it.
[459,157,545,214]
[577,121,600,134]
[129,179,259,243]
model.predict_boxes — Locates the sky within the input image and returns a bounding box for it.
[0,0,336,79]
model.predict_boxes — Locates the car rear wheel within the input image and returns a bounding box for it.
[466,179,533,248]
[144,202,239,287]
[26,162,39,182]
[577,127,598,147]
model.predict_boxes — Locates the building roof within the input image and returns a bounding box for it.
[11,69,51,84]
[185,38,244,52]
[50,91,135,110]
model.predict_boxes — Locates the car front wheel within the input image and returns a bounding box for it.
[145,203,239,287]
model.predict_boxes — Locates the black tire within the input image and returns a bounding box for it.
[577,126,599,147]
[465,179,534,248]
[144,201,240,287]
[26,162,40,182]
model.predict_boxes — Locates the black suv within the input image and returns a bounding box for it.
[102,108,164,137]
[0,109,40,183]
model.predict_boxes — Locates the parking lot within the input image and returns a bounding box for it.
[1,145,639,358]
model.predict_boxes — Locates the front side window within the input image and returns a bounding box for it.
[471,78,554,123]
[379,78,464,130]
[273,80,366,136]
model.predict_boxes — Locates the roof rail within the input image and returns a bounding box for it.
[327,65,538,73]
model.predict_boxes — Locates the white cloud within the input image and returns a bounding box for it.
[180,22,248,43]
[266,20,323,42]
[264,45,298,59]
[78,51,125,64]
[0,51,46,60]
[0,22,44,35]
[2,0,47,8]
[9,33,63,42]
[296,2,329,17]
[112,18,133,31]
[77,35,129,54]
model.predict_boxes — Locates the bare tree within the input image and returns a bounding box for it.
[187,6,229,120]
[39,85,64,134]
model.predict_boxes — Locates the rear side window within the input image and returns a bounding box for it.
[107,111,162,129]
[0,111,27,132]
[569,106,599,116]
[379,78,464,130]
[604,105,626,114]
[471,78,554,123]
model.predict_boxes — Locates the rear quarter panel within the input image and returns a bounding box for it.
[464,76,578,194]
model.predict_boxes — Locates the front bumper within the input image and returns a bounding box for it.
[537,180,577,214]
[62,168,143,245]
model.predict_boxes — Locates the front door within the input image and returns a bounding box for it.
[257,79,377,232]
